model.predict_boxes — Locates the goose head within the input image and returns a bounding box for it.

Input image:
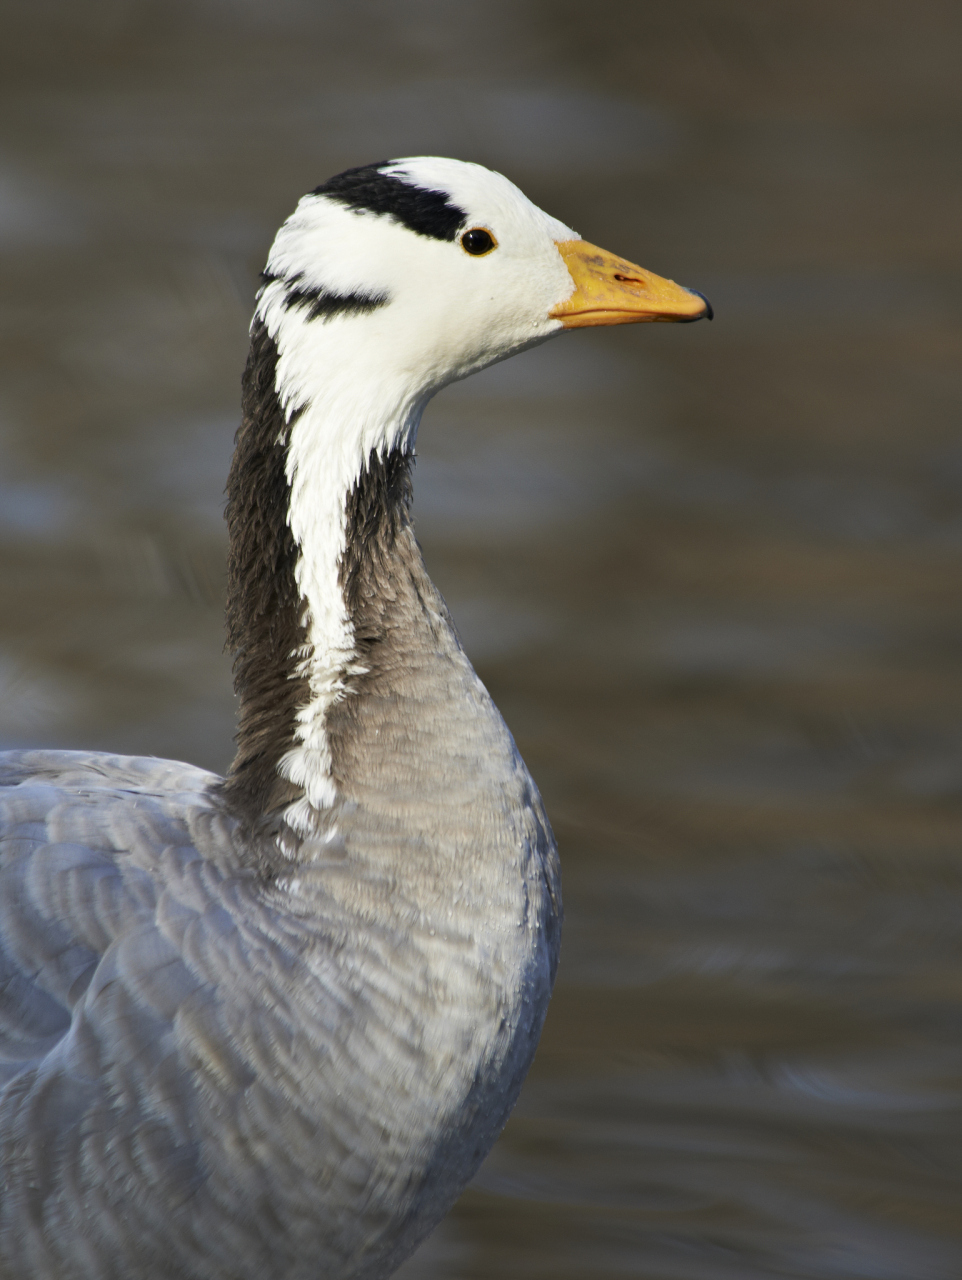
[257,156,710,455]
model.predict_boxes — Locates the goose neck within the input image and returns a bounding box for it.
[220,314,432,835]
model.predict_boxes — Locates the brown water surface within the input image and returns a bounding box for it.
[1,3,961,1276]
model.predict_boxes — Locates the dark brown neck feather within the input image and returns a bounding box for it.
[339,448,414,664]
[220,319,309,821]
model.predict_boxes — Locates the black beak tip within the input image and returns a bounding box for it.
[675,288,713,322]
[689,288,713,321]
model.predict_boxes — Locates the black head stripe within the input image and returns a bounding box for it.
[313,162,466,242]
[261,269,388,324]
[284,284,388,323]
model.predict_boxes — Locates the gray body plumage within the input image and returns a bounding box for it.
[0,528,560,1277]
[0,153,707,1279]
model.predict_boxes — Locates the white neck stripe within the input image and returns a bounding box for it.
[258,285,425,827]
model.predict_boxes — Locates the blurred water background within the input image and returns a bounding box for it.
[1,2,961,1276]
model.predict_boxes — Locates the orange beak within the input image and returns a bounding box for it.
[550,239,712,328]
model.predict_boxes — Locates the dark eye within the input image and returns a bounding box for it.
[460,228,496,256]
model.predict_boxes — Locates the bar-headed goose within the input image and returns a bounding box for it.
[0,158,709,1280]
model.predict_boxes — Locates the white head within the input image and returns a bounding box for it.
[257,156,709,459]
[260,157,580,428]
